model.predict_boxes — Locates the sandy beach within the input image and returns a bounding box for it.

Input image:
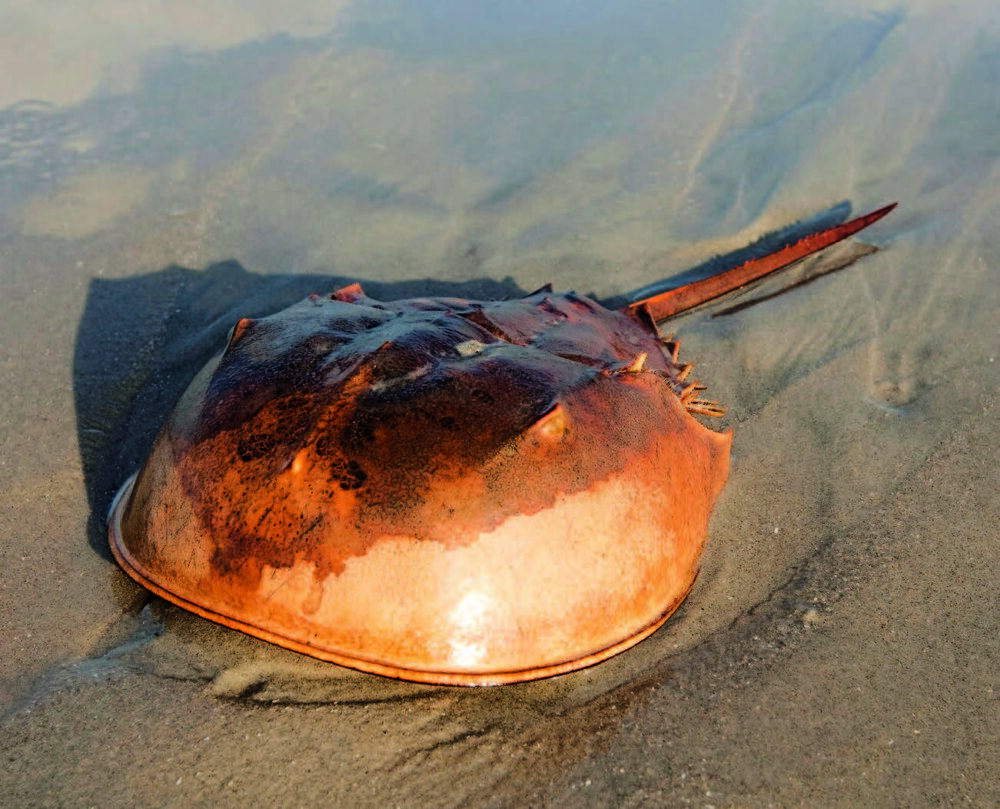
[2,1,998,806]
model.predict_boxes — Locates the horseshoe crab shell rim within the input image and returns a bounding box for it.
[108,472,697,686]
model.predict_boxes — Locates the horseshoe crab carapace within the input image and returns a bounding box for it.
[108,203,895,685]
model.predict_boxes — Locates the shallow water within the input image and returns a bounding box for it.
[2,1,999,806]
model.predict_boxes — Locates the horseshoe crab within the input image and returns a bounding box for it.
[108,203,895,685]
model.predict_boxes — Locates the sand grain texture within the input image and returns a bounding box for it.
[2,1,998,806]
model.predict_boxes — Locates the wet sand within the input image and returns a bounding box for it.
[2,1,998,806]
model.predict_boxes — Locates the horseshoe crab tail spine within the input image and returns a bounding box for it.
[623,202,898,323]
